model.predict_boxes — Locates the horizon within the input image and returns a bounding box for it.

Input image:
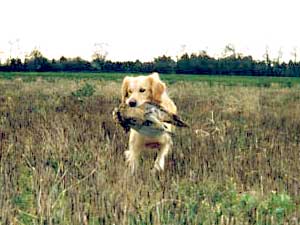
[1,0,300,63]
[0,45,298,64]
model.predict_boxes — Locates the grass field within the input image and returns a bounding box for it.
[0,73,300,224]
[1,72,300,88]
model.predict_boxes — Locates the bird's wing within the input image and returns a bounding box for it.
[143,101,189,127]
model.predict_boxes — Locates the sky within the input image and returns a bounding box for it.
[1,0,300,62]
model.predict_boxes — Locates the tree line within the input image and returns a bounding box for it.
[1,47,300,77]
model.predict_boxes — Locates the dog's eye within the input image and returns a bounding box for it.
[139,88,146,93]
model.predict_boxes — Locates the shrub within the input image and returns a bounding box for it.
[71,83,95,99]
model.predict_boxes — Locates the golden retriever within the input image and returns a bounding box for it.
[121,72,177,173]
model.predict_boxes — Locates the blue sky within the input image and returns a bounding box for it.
[1,0,300,62]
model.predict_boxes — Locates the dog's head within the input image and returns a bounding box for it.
[121,72,166,107]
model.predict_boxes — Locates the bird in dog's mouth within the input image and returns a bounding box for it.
[113,101,189,138]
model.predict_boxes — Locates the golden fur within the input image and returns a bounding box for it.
[121,72,177,172]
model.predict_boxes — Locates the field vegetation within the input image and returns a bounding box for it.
[0,73,300,224]
[1,72,300,88]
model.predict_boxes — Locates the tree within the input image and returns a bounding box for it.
[8,58,23,71]
[291,47,297,63]
[92,43,108,61]
[55,56,92,72]
[263,46,272,75]
[223,44,236,58]
[176,53,191,74]
[153,55,176,74]
[24,49,50,71]
[91,43,108,71]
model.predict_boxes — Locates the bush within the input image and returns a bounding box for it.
[71,83,95,99]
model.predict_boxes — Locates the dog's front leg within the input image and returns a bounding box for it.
[125,131,142,174]
[154,135,172,171]
[124,149,140,174]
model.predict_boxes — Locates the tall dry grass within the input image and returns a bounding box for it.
[0,77,299,224]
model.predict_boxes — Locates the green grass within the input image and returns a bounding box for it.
[0,72,128,82]
[1,71,300,87]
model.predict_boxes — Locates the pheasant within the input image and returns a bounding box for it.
[113,101,188,137]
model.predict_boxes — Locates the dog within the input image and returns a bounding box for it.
[121,72,177,173]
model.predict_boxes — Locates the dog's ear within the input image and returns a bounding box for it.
[149,72,160,79]
[149,73,166,103]
[121,76,130,103]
